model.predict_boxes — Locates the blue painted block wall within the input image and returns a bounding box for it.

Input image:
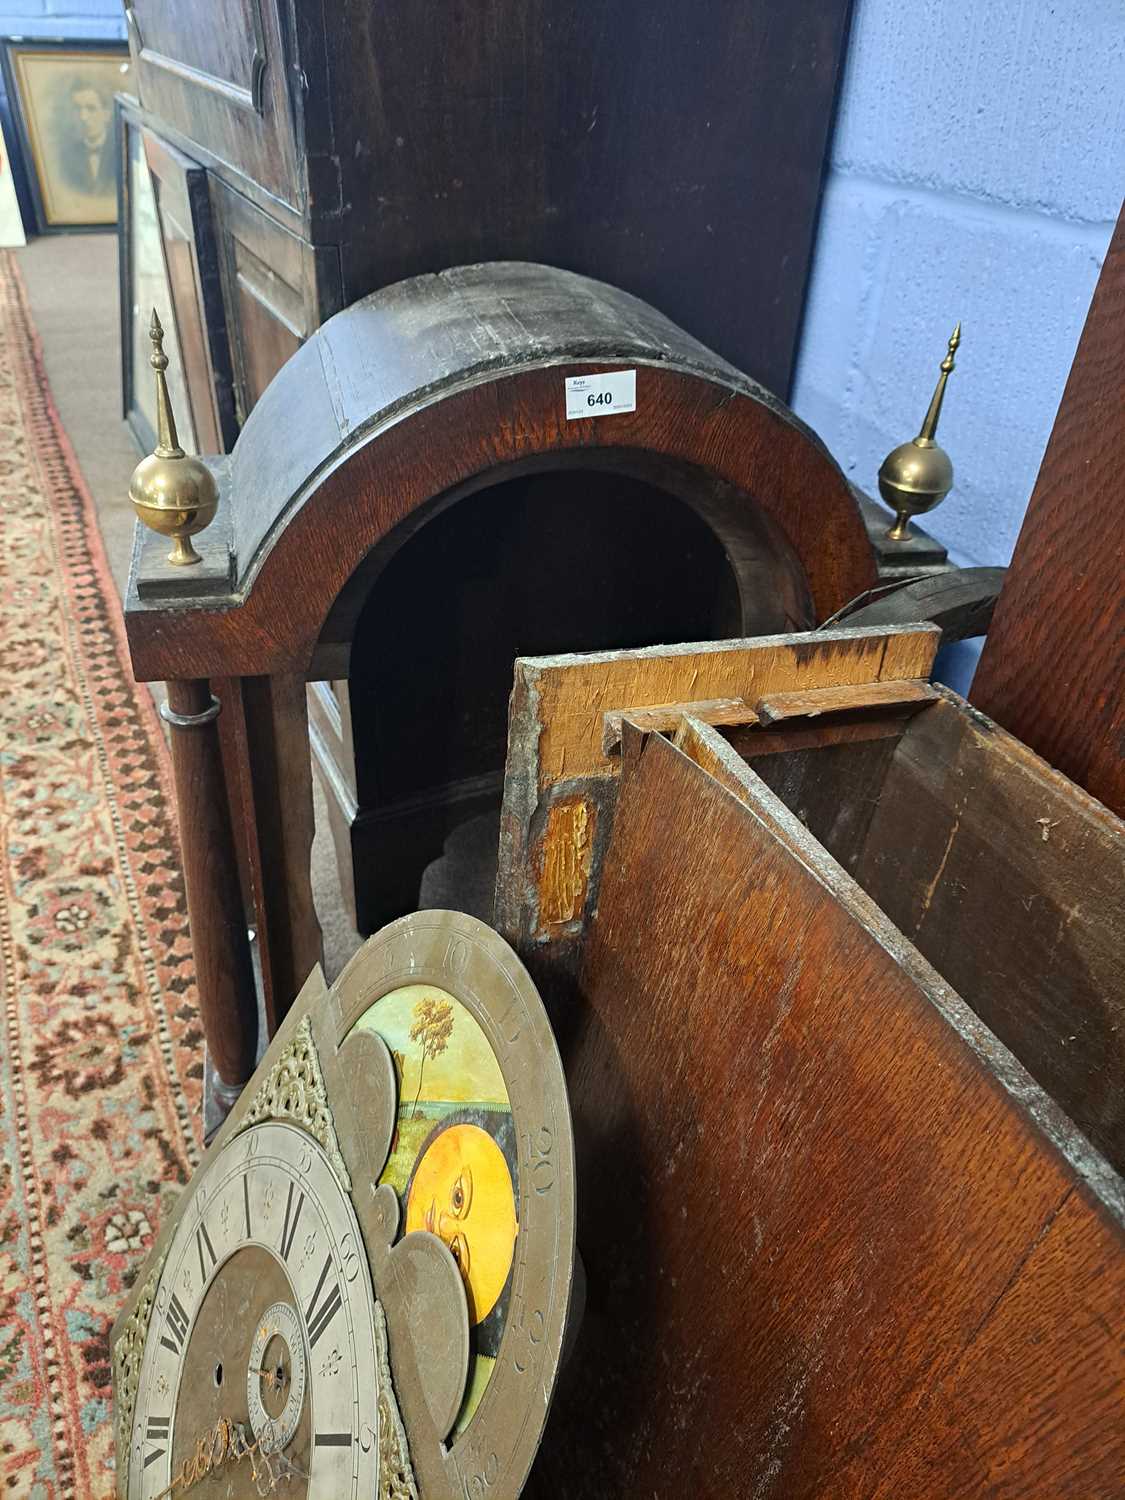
[0,0,124,42]
[792,0,1124,579]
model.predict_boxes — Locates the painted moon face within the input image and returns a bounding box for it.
[405,1124,517,1323]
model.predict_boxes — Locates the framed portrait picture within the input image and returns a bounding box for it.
[2,39,132,233]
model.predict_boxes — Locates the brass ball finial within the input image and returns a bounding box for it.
[878,323,961,542]
[128,309,218,566]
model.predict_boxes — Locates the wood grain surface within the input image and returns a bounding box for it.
[855,690,1125,1175]
[971,203,1125,817]
[531,729,1124,1498]
[125,264,877,683]
[495,626,939,1003]
[164,678,257,1085]
[754,677,937,724]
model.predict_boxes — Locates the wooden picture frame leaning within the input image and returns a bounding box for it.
[116,97,237,456]
[1,38,132,233]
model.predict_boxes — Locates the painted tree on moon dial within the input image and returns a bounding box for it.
[352,983,521,1432]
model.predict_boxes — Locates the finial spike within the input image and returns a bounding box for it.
[148,306,182,459]
[878,319,960,542]
[918,320,961,443]
[129,310,217,567]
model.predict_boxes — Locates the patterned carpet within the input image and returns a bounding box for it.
[0,252,202,1497]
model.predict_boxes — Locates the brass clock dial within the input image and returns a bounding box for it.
[128,1122,381,1498]
[112,912,576,1500]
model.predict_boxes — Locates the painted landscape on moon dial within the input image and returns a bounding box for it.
[352,984,519,1431]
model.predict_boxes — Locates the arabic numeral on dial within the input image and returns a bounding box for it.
[512,1303,545,1375]
[467,1453,500,1496]
[358,1422,376,1453]
[527,1124,555,1196]
[444,937,468,976]
[339,1232,361,1283]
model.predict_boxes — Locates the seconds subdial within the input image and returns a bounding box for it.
[247,1300,307,1453]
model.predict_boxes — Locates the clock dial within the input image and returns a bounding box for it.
[114,911,574,1500]
[127,1122,380,1499]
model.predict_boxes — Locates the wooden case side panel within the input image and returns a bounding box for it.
[970,203,1125,820]
[532,730,1124,1499]
[854,689,1125,1176]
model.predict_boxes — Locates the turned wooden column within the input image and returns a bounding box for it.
[162,678,258,1092]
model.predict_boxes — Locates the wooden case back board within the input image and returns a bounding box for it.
[528,728,1125,1498]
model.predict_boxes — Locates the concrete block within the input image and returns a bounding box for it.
[792,175,1111,565]
[0,1,52,20]
[831,0,1125,224]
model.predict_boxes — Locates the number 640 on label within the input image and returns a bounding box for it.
[564,369,637,420]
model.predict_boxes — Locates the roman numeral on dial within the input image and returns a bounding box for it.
[196,1221,217,1281]
[144,1414,170,1467]
[243,1174,252,1240]
[306,1253,343,1350]
[160,1293,190,1356]
[314,1432,353,1447]
[280,1183,305,1261]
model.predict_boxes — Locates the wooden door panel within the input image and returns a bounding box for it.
[125,0,301,212]
[209,175,339,420]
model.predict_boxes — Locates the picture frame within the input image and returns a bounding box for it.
[0,111,26,247]
[1,38,132,234]
[117,97,238,457]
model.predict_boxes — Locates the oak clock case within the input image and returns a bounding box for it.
[111,911,576,1499]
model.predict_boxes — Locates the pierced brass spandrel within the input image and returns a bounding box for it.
[235,1013,352,1192]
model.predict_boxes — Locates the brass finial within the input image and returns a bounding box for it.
[878,323,961,542]
[128,310,217,566]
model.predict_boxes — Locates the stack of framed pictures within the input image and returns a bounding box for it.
[0,38,131,233]
[116,97,238,457]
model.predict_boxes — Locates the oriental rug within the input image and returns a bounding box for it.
[0,252,202,1498]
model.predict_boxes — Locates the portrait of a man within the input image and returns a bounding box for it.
[4,44,131,229]
[58,76,115,198]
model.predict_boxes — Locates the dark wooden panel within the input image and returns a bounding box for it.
[532,729,1124,1498]
[971,203,1125,818]
[125,0,303,212]
[329,0,854,396]
[209,175,340,420]
[854,691,1125,1175]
